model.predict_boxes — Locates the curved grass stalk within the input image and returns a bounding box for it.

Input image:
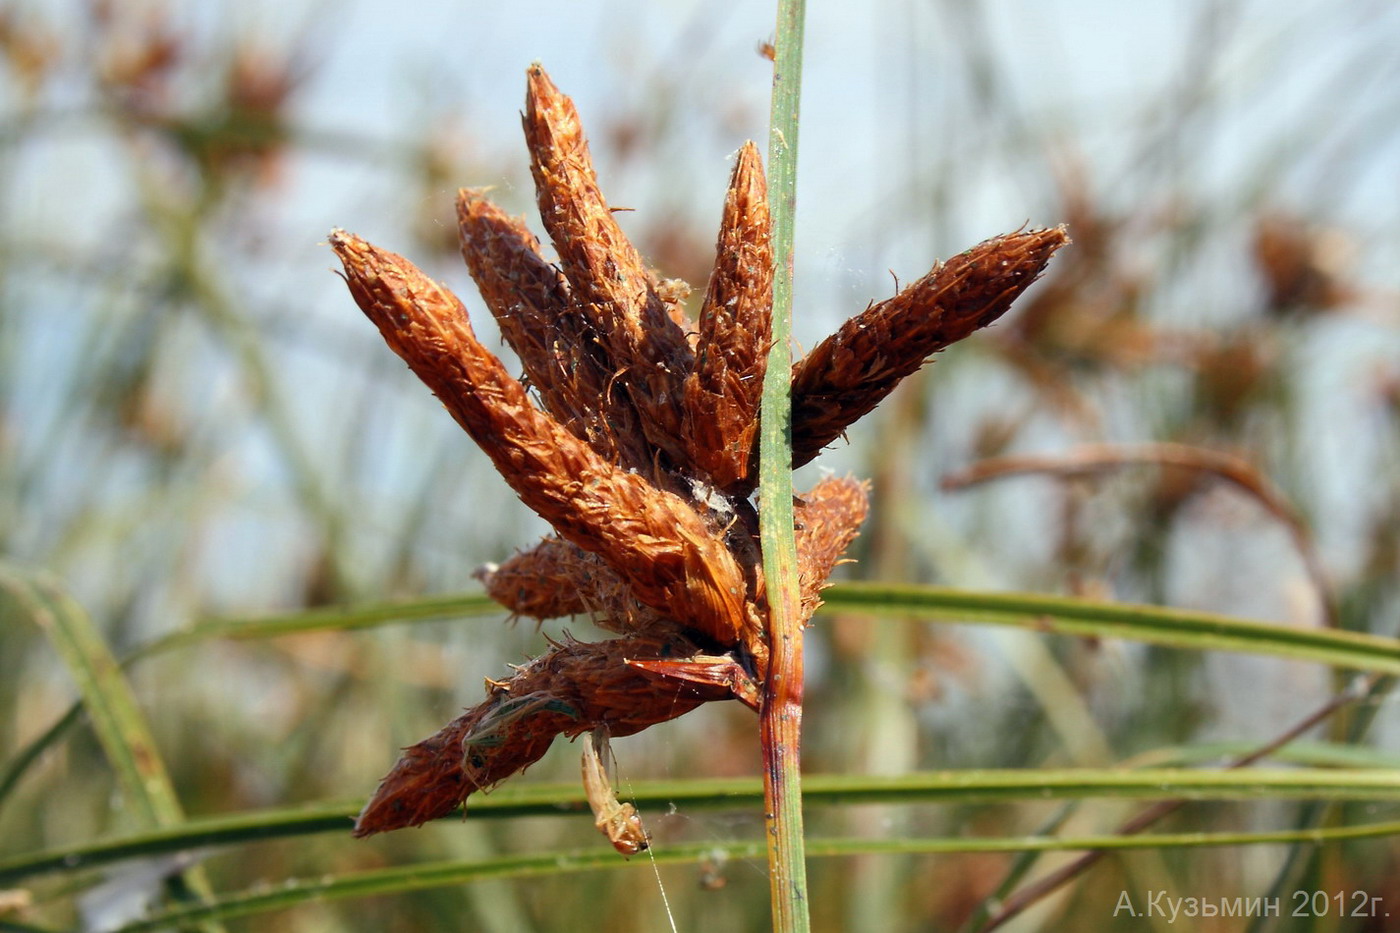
[819,583,1400,675]
[107,818,1400,932]
[9,767,1400,886]
[0,592,502,809]
[942,442,1338,627]
[0,563,223,930]
[9,582,1398,813]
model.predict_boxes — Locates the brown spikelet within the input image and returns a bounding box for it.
[682,141,773,494]
[790,226,1070,467]
[353,633,728,836]
[793,477,871,622]
[1252,211,1355,314]
[477,536,604,620]
[477,535,666,633]
[455,189,653,470]
[329,231,750,649]
[523,64,694,466]
[452,191,573,407]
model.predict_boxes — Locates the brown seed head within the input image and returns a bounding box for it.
[790,226,1069,467]
[353,633,727,836]
[329,230,750,648]
[794,477,871,623]
[337,64,1055,846]
[477,535,667,634]
[523,64,695,466]
[455,189,655,470]
[682,141,773,494]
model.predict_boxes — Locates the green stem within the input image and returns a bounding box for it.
[760,1,809,931]
[99,820,1400,933]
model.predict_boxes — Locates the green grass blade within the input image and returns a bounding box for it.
[0,919,63,933]
[8,580,1392,818]
[8,580,1391,817]
[146,591,503,650]
[110,819,1400,932]
[820,583,1400,674]
[8,768,1400,885]
[0,562,223,928]
[0,592,503,809]
[0,701,82,807]
[0,563,185,826]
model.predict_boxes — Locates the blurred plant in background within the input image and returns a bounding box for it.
[2,1,1399,931]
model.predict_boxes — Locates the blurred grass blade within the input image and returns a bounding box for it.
[146,591,503,649]
[0,562,222,925]
[0,701,81,807]
[110,818,1400,932]
[0,562,186,825]
[0,592,503,809]
[7,581,1393,815]
[821,583,1400,674]
[9,767,1400,885]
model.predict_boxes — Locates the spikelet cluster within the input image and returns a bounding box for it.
[332,65,1066,838]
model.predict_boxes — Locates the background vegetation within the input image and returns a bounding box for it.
[2,1,1399,930]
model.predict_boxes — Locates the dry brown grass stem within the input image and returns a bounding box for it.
[976,673,1379,932]
[941,441,1336,628]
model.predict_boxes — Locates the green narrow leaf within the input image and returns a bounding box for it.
[8,768,1400,886]
[151,591,503,647]
[821,583,1400,675]
[0,562,222,927]
[0,592,503,809]
[112,820,1400,932]
[8,581,1389,816]
[0,563,183,825]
